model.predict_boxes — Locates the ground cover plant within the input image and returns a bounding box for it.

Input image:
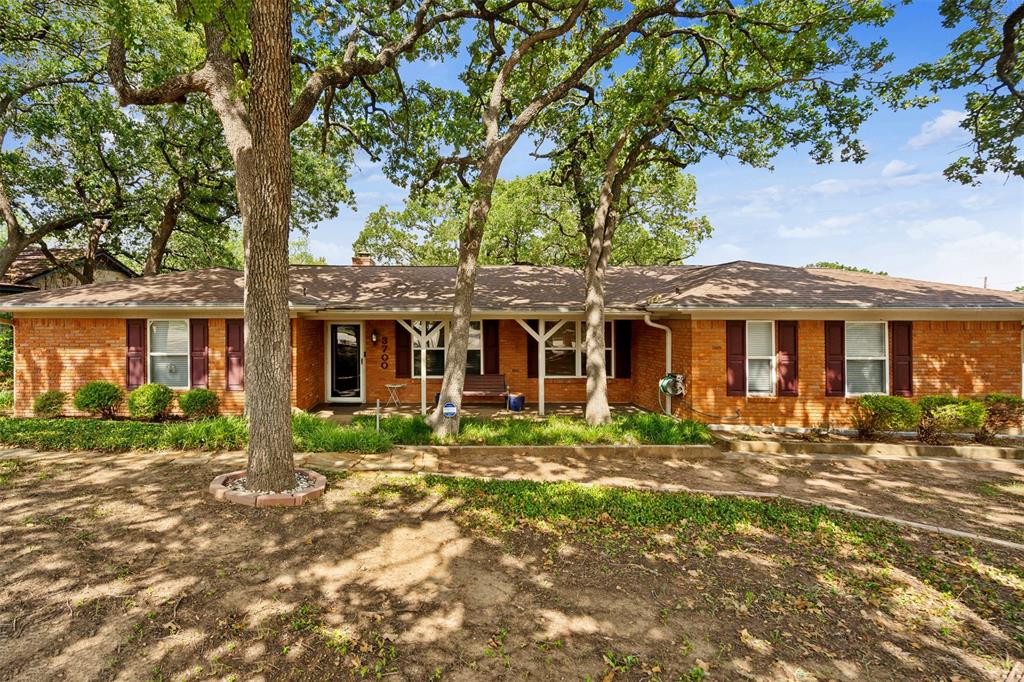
[0,459,1020,680]
[0,414,390,453]
[356,413,713,446]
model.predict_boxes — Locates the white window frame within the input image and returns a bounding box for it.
[745,320,775,396]
[539,320,615,379]
[147,319,190,389]
[409,320,485,379]
[845,321,888,397]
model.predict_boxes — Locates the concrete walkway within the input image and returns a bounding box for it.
[3,445,1023,552]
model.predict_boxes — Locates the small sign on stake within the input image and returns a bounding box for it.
[442,402,458,419]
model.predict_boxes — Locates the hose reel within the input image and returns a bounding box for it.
[658,371,741,422]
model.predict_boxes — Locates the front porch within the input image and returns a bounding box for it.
[309,402,647,424]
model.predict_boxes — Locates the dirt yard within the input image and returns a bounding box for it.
[1,455,1022,681]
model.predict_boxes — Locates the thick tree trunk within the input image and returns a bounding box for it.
[427,157,500,437]
[143,182,186,276]
[582,186,615,425]
[242,0,295,492]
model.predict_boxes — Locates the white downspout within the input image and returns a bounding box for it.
[643,314,673,414]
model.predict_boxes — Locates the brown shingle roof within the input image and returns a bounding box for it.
[0,261,1020,311]
[0,247,136,285]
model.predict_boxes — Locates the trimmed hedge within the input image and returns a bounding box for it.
[127,384,175,421]
[33,390,66,418]
[978,393,1024,444]
[178,388,220,418]
[73,381,124,419]
[918,396,987,443]
[851,395,921,439]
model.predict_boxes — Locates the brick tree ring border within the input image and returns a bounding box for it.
[209,469,327,507]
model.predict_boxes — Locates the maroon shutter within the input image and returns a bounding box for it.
[725,320,746,396]
[890,321,912,397]
[394,322,411,378]
[126,319,146,390]
[824,321,845,396]
[526,320,538,378]
[225,319,245,391]
[483,319,500,374]
[614,320,631,379]
[776,321,798,396]
[189,319,209,388]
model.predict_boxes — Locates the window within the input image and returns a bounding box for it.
[845,321,887,395]
[148,320,189,388]
[538,320,614,378]
[410,320,482,378]
[746,321,774,395]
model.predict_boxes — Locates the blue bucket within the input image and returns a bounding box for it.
[507,393,525,412]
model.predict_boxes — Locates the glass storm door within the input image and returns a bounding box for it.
[330,324,362,401]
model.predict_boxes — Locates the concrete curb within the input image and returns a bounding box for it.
[727,440,1024,461]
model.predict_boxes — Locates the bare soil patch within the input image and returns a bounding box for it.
[0,458,1021,681]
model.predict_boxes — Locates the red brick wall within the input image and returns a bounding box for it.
[629,319,1022,428]
[291,318,324,411]
[14,315,1022,427]
[14,317,251,417]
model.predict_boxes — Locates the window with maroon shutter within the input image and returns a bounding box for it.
[190,319,209,388]
[225,319,244,391]
[890,321,912,396]
[824,321,845,396]
[776,321,798,396]
[126,319,146,389]
[394,322,411,378]
[483,319,500,374]
[725,320,746,396]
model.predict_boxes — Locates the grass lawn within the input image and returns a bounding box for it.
[0,412,711,453]
[356,413,713,446]
[1,458,1020,680]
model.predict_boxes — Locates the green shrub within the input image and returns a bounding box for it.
[851,395,921,439]
[160,417,248,450]
[73,381,124,418]
[0,417,163,451]
[978,393,1024,444]
[178,388,220,418]
[0,389,13,413]
[292,412,392,453]
[918,396,987,442]
[127,384,175,421]
[33,390,66,418]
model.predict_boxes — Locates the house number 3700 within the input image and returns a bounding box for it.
[380,335,389,369]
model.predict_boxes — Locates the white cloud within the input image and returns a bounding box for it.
[905,215,984,240]
[778,215,858,239]
[906,109,966,149]
[881,159,917,177]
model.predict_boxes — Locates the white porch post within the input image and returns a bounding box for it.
[397,319,428,416]
[515,319,567,417]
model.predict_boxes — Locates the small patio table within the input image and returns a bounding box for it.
[384,383,406,407]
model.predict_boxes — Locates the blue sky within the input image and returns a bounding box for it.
[307,1,1023,291]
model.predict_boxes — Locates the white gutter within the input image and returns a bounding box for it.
[643,314,672,414]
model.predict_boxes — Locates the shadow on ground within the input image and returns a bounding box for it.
[0,457,1021,680]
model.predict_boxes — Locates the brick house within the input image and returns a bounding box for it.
[2,259,1022,427]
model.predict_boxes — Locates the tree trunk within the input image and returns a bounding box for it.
[582,183,615,425]
[242,0,295,492]
[427,157,500,437]
[143,181,186,276]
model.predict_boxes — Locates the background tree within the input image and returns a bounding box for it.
[403,0,684,436]
[805,261,889,276]
[894,0,1023,183]
[533,0,896,424]
[0,0,111,274]
[354,171,708,267]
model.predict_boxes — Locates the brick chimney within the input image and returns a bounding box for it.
[351,251,375,266]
